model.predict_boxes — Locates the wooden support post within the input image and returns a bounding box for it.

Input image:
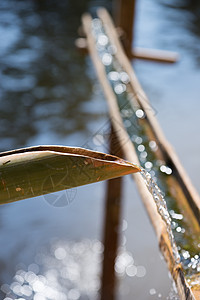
[101,125,123,300]
[113,0,136,57]
[112,0,178,62]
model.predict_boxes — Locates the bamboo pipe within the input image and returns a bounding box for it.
[82,12,197,300]
[97,7,200,225]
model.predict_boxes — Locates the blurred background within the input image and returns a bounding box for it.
[0,0,199,299]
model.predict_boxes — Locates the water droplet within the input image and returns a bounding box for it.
[33,294,46,300]
[122,219,128,231]
[149,140,158,151]
[32,280,45,293]
[24,271,37,284]
[176,227,182,233]
[11,282,22,296]
[55,247,66,260]
[14,274,24,285]
[108,45,117,55]
[135,109,145,119]
[1,284,10,294]
[121,108,133,118]
[140,151,147,159]
[124,119,131,128]
[138,144,145,152]
[134,136,143,144]
[114,83,126,94]
[160,165,166,173]
[149,288,156,295]
[166,167,172,175]
[28,263,40,274]
[21,285,32,297]
[170,210,183,220]
[136,266,146,277]
[92,18,102,29]
[68,288,80,300]
[108,71,119,81]
[145,161,153,170]
[120,72,130,84]
[182,250,190,259]
[97,34,108,46]
[102,53,112,66]
[126,265,137,277]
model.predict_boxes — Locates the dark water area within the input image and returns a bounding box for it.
[0,0,111,152]
[0,0,199,299]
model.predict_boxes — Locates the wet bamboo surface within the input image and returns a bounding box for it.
[82,9,200,300]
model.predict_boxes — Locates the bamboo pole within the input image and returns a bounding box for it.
[0,145,140,205]
[97,7,200,225]
[82,12,198,300]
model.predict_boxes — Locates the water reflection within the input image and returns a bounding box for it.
[0,0,111,152]
[0,0,111,294]
[2,239,102,299]
[1,239,150,300]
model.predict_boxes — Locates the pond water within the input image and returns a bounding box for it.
[0,0,199,299]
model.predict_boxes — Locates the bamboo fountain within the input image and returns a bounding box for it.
[82,8,200,300]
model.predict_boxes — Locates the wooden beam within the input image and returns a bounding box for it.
[75,37,179,63]
[132,47,179,63]
[113,0,136,57]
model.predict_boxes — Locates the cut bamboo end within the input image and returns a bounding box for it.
[0,145,140,205]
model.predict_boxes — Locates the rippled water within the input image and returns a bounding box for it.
[0,0,200,299]
[2,239,153,300]
[2,239,103,300]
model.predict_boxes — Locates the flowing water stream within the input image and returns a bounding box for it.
[140,168,180,264]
